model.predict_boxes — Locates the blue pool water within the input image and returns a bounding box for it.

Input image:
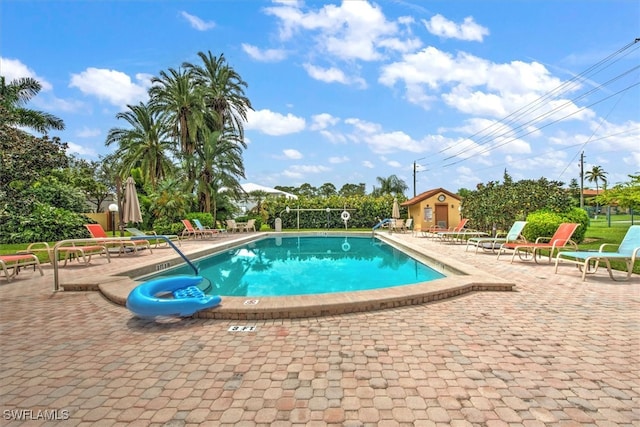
[147,236,446,296]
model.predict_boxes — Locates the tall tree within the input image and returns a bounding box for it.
[585,165,608,215]
[183,51,252,138]
[149,68,202,157]
[194,129,245,217]
[105,102,175,190]
[0,76,65,133]
[373,175,408,196]
[318,182,337,198]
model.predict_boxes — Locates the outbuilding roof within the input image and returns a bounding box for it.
[401,188,461,206]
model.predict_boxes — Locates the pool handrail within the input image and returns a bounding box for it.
[53,235,199,292]
[372,218,392,232]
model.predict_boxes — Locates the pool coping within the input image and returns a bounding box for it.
[68,231,515,319]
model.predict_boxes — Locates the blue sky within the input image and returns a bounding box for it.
[2,0,639,195]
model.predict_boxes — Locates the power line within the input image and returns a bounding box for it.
[439,80,640,168]
[435,38,640,165]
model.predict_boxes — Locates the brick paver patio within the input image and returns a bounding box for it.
[1,232,638,426]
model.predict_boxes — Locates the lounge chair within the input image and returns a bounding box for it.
[437,225,488,244]
[554,225,639,281]
[181,219,217,239]
[425,218,469,238]
[85,224,151,254]
[0,254,44,281]
[193,219,224,236]
[19,241,110,267]
[404,218,413,232]
[126,227,181,248]
[497,222,580,263]
[465,221,528,254]
[56,242,111,266]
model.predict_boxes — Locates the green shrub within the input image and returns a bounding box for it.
[0,203,92,244]
[524,208,589,243]
[153,218,185,236]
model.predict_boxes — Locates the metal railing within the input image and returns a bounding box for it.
[53,235,198,291]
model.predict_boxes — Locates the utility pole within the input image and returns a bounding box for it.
[413,157,426,198]
[579,151,585,209]
[413,161,417,197]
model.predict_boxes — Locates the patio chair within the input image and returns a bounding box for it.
[0,254,44,281]
[85,224,152,255]
[437,224,488,244]
[126,227,181,248]
[554,225,639,281]
[226,219,240,233]
[465,221,528,254]
[404,218,413,232]
[19,241,110,267]
[497,222,580,264]
[238,218,256,232]
[425,218,468,238]
[180,219,213,239]
[391,219,406,233]
[193,219,224,237]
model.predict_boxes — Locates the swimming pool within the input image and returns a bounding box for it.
[145,235,446,296]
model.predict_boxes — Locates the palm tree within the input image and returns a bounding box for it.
[105,102,176,190]
[149,68,203,157]
[183,51,253,138]
[374,175,408,196]
[194,128,246,216]
[0,76,64,133]
[585,165,608,217]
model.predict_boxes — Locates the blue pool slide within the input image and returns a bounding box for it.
[126,275,221,318]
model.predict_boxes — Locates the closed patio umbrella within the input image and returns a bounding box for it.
[123,176,143,224]
[392,197,400,219]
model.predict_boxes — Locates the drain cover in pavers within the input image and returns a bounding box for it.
[228,325,256,332]
[223,373,244,390]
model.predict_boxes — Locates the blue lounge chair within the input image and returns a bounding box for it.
[554,225,640,281]
[465,221,528,254]
[126,227,181,248]
[192,219,223,237]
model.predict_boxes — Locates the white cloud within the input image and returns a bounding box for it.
[303,63,366,88]
[329,156,349,163]
[344,118,382,134]
[283,149,303,159]
[245,109,306,135]
[282,164,331,179]
[366,131,425,154]
[242,44,287,62]
[1,57,52,91]
[423,14,489,42]
[362,160,374,168]
[65,141,98,157]
[264,1,416,61]
[180,11,215,31]
[319,129,348,143]
[379,47,585,125]
[69,68,149,108]
[76,127,101,138]
[310,113,339,130]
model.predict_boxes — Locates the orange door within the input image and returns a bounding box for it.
[435,204,449,229]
